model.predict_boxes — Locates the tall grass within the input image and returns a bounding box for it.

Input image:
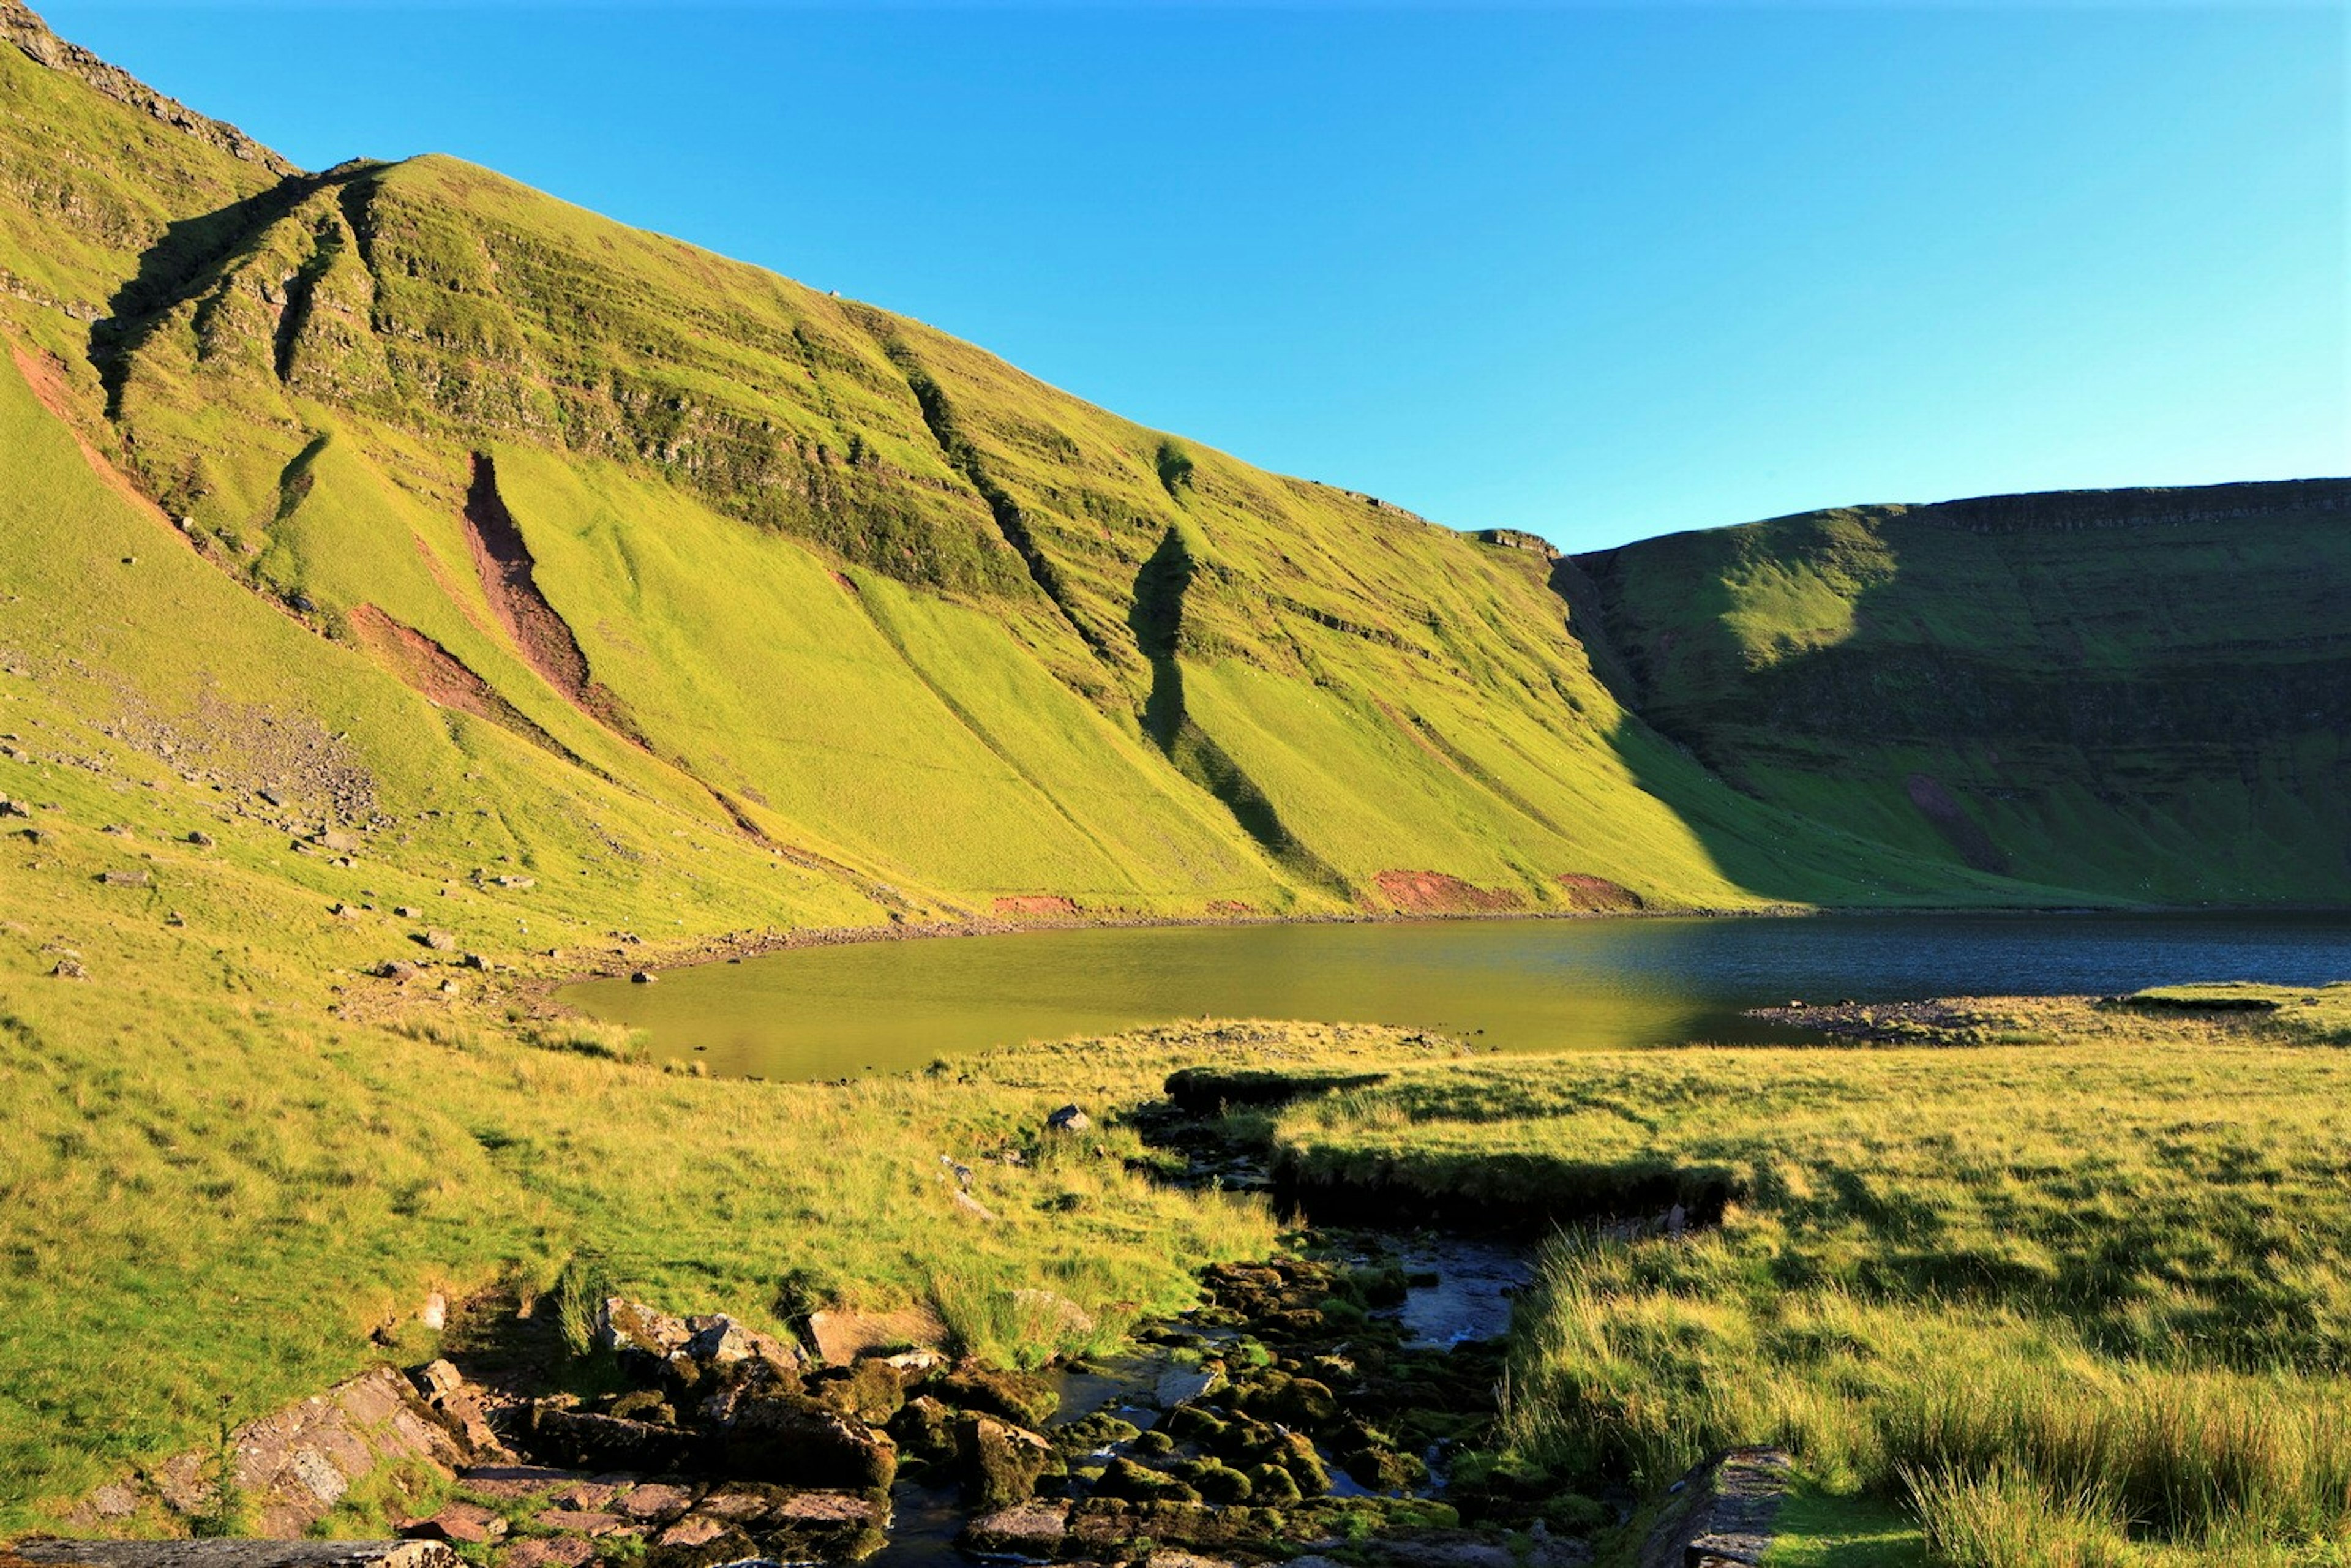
[1277,1008,2351,1555]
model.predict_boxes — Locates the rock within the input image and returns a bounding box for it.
[1155,1367,1224,1409]
[1011,1288,1095,1337]
[411,1360,465,1403]
[598,1297,694,1359]
[375,960,419,982]
[618,1482,696,1522]
[0,797,28,817]
[51,957,87,980]
[259,788,285,807]
[653,1517,727,1549]
[419,1292,448,1330]
[533,1510,634,1538]
[1235,1370,1337,1428]
[396,906,423,919]
[951,1189,999,1222]
[686,1313,802,1375]
[97,869,151,887]
[1245,1463,1302,1504]
[552,1480,621,1511]
[1046,1104,1091,1133]
[454,1463,591,1502]
[403,1502,508,1544]
[408,1359,501,1458]
[317,828,363,853]
[643,1523,757,1568]
[462,953,489,970]
[961,1413,1056,1510]
[631,970,656,984]
[929,1365,1059,1428]
[1093,1457,1200,1504]
[805,1305,948,1365]
[806,1358,904,1424]
[530,1406,697,1471]
[961,1498,1073,1556]
[490,874,537,889]
[419,930,457,951]
[715,1394,897,1489]
[499,1542,596,1568]
[885,1395,961,1465]
[186,830,213,847]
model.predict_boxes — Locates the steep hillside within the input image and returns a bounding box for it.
[1569,481,2351,904]
[0,0,2012,920]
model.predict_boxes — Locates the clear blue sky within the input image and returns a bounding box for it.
[44,1,2349,551]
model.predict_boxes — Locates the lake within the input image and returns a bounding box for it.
[558,911,2351,1082]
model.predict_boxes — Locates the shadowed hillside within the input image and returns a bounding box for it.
[1570,481,2351,904]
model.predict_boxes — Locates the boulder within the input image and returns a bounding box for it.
[407,1359,501,1457]
[529,1406,697,1472]
[961,1498,1073,1556]
[1011,1288,1095,1337]
[374,961,419,982]
[1046,1104,1091,1133]
[715,1394,898,1490]
[498,1544,594,1568]
[402,1502,507,1544]
[686,1314,803,1376]
[598,1297,694,1359]
[804,1305,947,1365]
[499,1543,595,1568]
[886,1396,961,1465]
[960,1413,1056,1511]
[419,930,457,951]
[617,1482,695,1523]
[928,1365,1059,1428]
[806,1359,904,1425]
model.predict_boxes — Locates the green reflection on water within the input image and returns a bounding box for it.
[555,917,1766,1081]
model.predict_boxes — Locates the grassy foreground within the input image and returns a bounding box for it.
[1270,994,2351,1564]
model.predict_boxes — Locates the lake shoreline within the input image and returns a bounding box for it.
[529,894,2206,1000]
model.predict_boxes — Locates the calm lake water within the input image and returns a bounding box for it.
[558,912,2351,1082]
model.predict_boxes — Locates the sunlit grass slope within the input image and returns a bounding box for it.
[1574,485,2351,906]
[1,2,2068,914]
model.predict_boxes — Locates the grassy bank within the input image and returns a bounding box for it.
[1267,996,2351,1563]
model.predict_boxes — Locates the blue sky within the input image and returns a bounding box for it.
[45,2,2347,551]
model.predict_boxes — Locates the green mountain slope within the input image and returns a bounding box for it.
[0,1,2022,922]
[1569,481,2351,904]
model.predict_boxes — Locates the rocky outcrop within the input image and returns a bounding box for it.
[61,1368,474,1537]
[0,1,299,174]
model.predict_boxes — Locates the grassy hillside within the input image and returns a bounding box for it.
[1570,482,2351,906]
[0,0,2058,923]
[2,0,2348,1542]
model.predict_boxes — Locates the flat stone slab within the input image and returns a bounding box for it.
[15,1544,459,1568]
[1633,1447,1793,1568]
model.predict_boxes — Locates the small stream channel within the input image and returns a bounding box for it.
[863,1234,1534,1568]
